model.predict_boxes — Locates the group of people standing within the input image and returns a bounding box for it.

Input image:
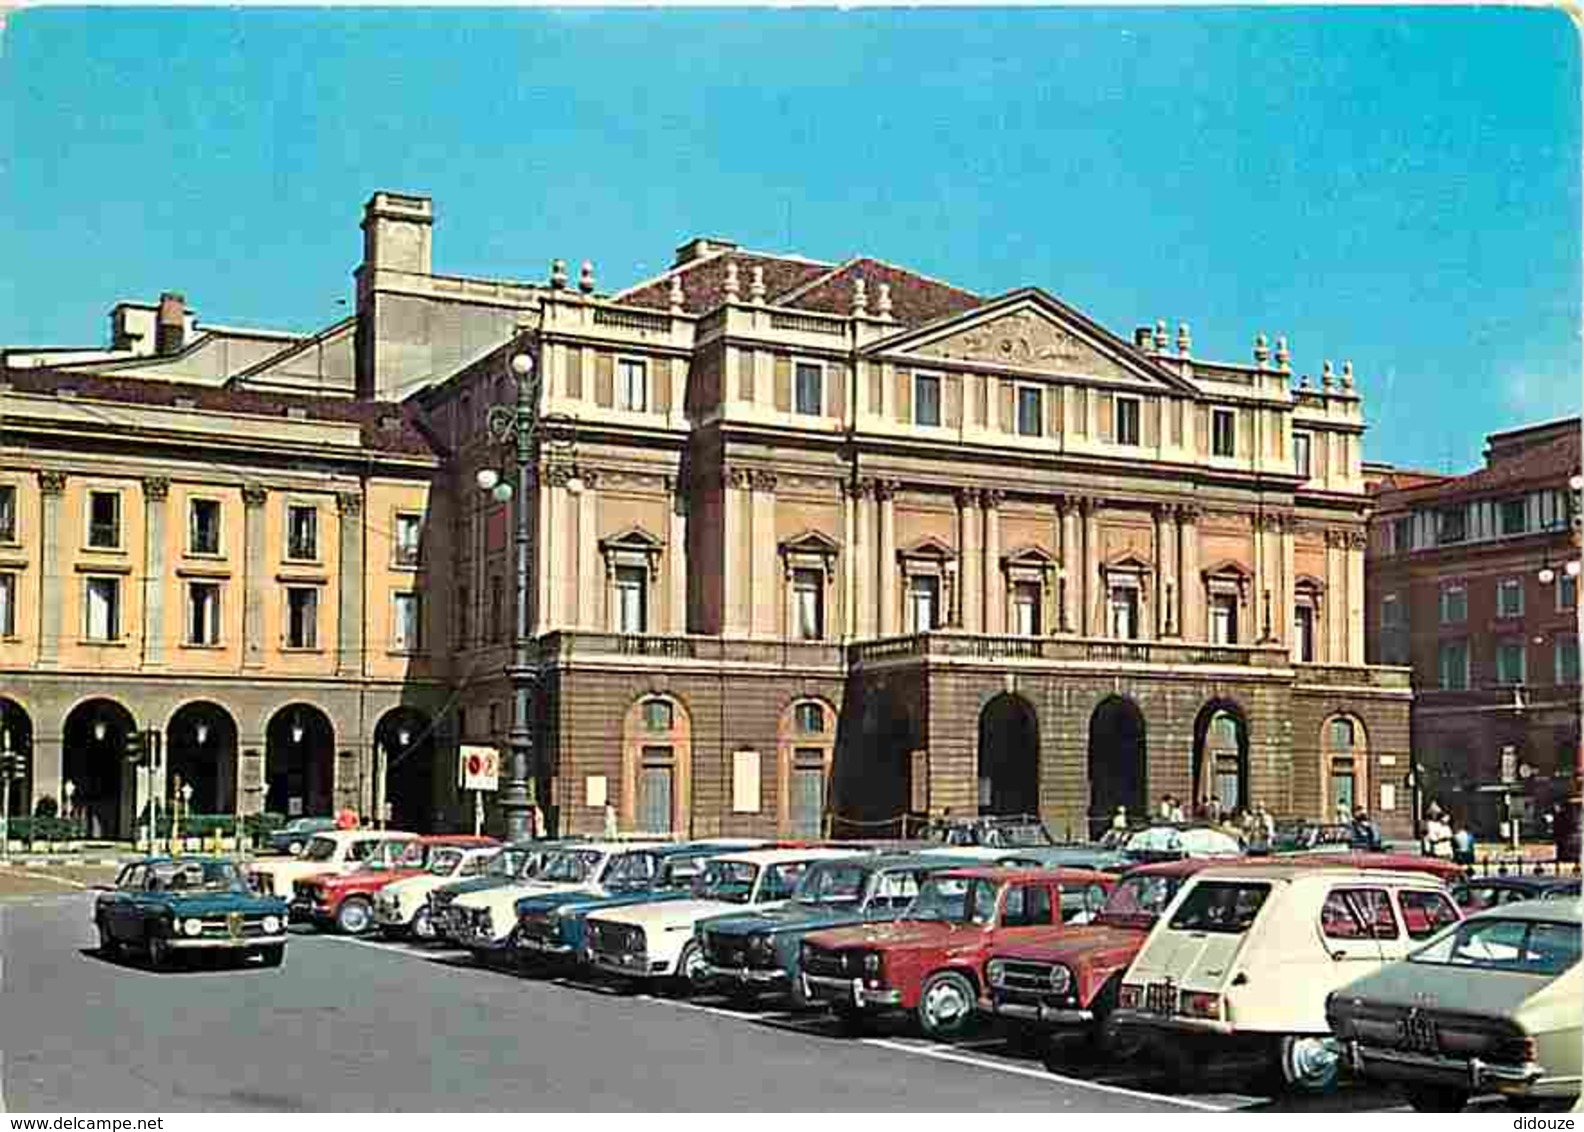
[1419,801,1478,865]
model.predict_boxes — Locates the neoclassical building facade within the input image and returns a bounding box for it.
[0,191,1411,840]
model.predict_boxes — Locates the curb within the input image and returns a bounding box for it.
[0,858,128,868]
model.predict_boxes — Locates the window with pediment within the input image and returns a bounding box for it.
[1200,560,1251,645]
[1102,552,1152,641]
[1001,545,1058,637]
[779,531,839,642]
[897,536,957,633]
[600,528,664,635]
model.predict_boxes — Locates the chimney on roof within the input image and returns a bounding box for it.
[673,237,739,268]
[155,292,187,357]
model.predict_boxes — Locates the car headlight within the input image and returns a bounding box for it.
[862,952,881,976]
[1048,964,1073,995]
[261,915,282,935]
[182,918,204,937]
[800,942,814,965]
[986,959,1007,988]
[748,934,774,957]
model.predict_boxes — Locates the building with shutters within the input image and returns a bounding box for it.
[0,191,1412,841]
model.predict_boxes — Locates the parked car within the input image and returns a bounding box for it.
[375,844,504,939]
[1118,823,1244,863]
[800,866,1116,1039]
[447,841,663,959]
[426,841,552,943]
[291,835,497,935]
[266,816,339,857]
[585,847,854,988]
[1327,898,1582,1112]
[94,856,290,969]
[1452,874,1580,912]
[1112,863,1463,1093]
[248,829,417,897]
[916,843,1131,872]
[1271,821,1357,855]
[699,852,977,1000]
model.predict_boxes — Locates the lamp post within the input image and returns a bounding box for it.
[477,347,542,843]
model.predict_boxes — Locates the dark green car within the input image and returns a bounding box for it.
[94,857,290,969]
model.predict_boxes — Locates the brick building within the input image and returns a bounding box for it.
[2,191,1412,841]
[1366,418,1582,838]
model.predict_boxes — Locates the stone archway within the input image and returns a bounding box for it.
[778,698,835,840]
[0,698,34,821]
[977,693,1039,818]
[1322,714,1369,821]
[166,702,239,817]
[1088,696,1147,837]
[831,687,916,838]
[1193,699,1250,817]
[620,694,692,836]
[376,706,437,833]
[265,705,336,819]
[62,698,137,840]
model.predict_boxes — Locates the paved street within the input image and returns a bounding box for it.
[0,891,1436,1113]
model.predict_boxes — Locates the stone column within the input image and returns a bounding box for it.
[1347,530,1367,665]
[33,731,62,811]
[750,471,778,638]
[982,489,1004,634]
[543,467,568,631]
[722,468,748,636]
[36,471,66,668]
[877,480,897,636]
[336,490,365,676]
[1324,528,1346,662]
[1178,504,1201,642]
[1159,503,1181,637]
[1057,496,1078,633]
[242,484,268,670]
[1280,516,1297,653]
[1081,497,1101,636]
[667,476,687,635]
[957,488,981,633]
[576,473,599,630]
[1152,504,1169,638]
[533,471,550,636]
[842,482,857,640]
[141,476,170,668]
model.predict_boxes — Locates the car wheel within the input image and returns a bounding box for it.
[96,919,121,959]
[411,907,433,941]
[917,970,978,1040]
[147,931,171,970]
[288,840,305,857]
[258,944,286,969]
[1277,1034,1343,1093]
[335,897,374,936]
[672,940,707,995]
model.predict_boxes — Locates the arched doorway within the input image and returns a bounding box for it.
[1088,696,1147,837]
[166,702,238,817]
[620,694,692,836]
[377,707,436,833]
[265,705,335,819]
[831,689,915,838]
[977,693,1039,818]
[62,698,137,840]
[1193,700,1250,817]
[778,698,835,840]
[0,698,34,821]
[1322,715,1369,821]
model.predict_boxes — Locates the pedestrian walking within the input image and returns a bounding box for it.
[1350,807,1382,852]
[1422,811,1453,859]
[1111,805,1128,833]
[1451,819,1476,866]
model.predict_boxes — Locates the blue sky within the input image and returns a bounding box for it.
[1,7,1577,471]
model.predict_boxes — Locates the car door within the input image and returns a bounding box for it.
[1318,886,1387,971]
[990,882,1059,949]
[100,864,138,941]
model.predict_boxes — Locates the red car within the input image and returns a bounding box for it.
[291,835,497,935]
[799,866,1115,1039]
[983,851,1467,1051]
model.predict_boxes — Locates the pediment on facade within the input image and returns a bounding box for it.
[779,529,841,557]
[1295,573,1326,594]
[897,534,957,562]
[599,526,665,555]
[1103,550,1154,574]
[1201,557,1253,580]
[867,289,1197,393]
[1002,544,1059,569]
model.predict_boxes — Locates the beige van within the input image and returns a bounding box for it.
[1112,862,1462,1092]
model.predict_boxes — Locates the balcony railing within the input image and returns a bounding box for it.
[848,632,1293,669]
[535,631,845,670]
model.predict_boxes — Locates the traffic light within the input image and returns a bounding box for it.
[125,729,147,766]
[0,749,24,782]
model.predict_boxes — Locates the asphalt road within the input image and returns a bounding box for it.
[0,892,1416,1113]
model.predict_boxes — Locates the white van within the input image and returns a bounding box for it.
[1112,862,1462,1092]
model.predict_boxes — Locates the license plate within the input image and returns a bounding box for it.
[1398,1010,1439,1053]
[1145,981,1175,1015]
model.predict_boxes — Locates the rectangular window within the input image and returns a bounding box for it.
[1557,637,1580,684]
[792,567,824,640]
[1439,585,1467,625]
[489,575,504,642]
[188,498,221,555]
[392,592,423,652]
[1558,574,1578,611]
[1496,640,1526,686]
[1016,386,1043,437]
[0,572,14,636]
[1497,578,1525,619]
[88,491,120,549]
[1212,409,1236,457]
[1438,640,1469,690]
[1500,498,1528,536]
[615,566,647,634]
[1210,593,1239,645]
[790,756,825,840]
[795,703,825,734]
[913,373,941,427]
[1108,584,1140,640]
[85,577,120,641]
[287,505,318,561]
[1293,431,1312,478]
[286,587,318,649]
[186,582,220,646]
[1293,604,1315,663]
[1115,397,1141,447]
[794,361,822,416]
[617,358,648,412]
[394,512,422,567]
[0,485,15,542]
[908,575,940,632]
[1392,517,1412,554]
[1012,581,1041,637]
[456,586,471,648]
[642,699,673,732]
[1437,507,1467,545]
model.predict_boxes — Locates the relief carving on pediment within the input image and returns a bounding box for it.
[914,310,1129,378]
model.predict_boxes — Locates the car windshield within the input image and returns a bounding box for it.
[906,876,998,925]
[426,848,465,876]
[1168,880,1270,933]
[536,850,603,884]
[486,849,527,879]
[1097,874,1183,927]
[303,836,338,862]
[692,860,759,903]
[283,818,318,834]
[795,863,869,907]
[144,861,246,893]
[658,856,708,890]
[1410,917,1581,976]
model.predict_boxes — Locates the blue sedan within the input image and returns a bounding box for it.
[94,857,290,969]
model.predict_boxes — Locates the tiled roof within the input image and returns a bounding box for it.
[780,257,983,327]
[0,367,437,457]
[1374,423,1579,508]
[617,252,832,315]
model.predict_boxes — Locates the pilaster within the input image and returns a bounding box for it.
[958,488,981,633]
[750,471,779,638]
[141,476,170,668]
[336,490,364,676]
[722,468,749,636]
[576,473,599,630]
[982,489,1004,635]
[666,476,687,634]
[242,484,268,670]
[1081,496,1100,636]
[1057,496,1078,634]
[36,471,66,668]
[876,479,898,636]
[1178,504,1202,641]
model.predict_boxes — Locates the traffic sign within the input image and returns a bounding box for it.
[459,744,500,792]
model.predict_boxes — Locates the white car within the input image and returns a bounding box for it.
[248,830,418,898]
[374,845,501,939]
[447,841,662,955]
[586,848,855,986]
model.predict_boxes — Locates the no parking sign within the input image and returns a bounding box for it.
[459,744,500,792]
